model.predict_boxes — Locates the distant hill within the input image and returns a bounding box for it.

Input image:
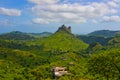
[0,31,53,40]
[88,30,120,37]
[77,35,111,45]
[0,31,35,40]
[77,30,120,45]
[30,32,52,37]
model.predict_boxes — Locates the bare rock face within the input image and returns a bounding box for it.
[56,24,72,34]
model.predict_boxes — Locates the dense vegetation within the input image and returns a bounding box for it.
[88,30,120,37]
[77,35,111,45]
[0,27,120,80]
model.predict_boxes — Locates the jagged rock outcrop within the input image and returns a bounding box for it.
[56,24,71,34]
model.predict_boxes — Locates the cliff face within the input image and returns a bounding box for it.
[56,24,71,34]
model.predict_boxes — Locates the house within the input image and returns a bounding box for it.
[51,66,68,78]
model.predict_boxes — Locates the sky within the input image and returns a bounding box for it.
[0,0,120,34]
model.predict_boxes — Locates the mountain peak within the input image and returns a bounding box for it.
[56,24,71,33]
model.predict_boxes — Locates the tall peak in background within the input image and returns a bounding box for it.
[56,24,71,34]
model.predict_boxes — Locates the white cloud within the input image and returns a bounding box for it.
[0,7,21,16]
[103,16,120,22]
[112,0,120,2]
[32,18,50,24]
[107,1,118,7]
[28,0,120,24]
[28,0,58,4]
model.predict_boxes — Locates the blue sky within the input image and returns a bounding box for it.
[0,0,120,34]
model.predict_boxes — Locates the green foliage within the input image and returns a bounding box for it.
[108,36,120,45]
[32,31,88,52]
[0,29,120,80]
[88,49,120,80]
[30,65,53,79]
[86,42,103,53]
[77,35,110,45]
[0,31,35,40]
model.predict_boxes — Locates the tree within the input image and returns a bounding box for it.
[88,49,120,80]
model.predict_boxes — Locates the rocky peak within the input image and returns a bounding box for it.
[56,24,71,33]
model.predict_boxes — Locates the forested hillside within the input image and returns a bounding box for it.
[0,25,120,80]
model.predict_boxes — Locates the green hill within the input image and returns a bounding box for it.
[1,25,120,80]
[0,31,35,40]
[0,31,53,40]
[88,30,120,37]
[29,25,88,52]
[77,35,111,45]
[77,30,120,45]
[0,25,89,80]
